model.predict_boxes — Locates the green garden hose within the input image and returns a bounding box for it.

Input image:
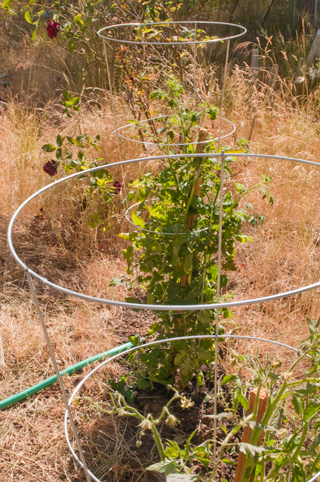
[0,341,133,410]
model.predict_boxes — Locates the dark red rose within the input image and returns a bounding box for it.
[47,20,60,39]
[113,181,124,193]
[43,160,58,176]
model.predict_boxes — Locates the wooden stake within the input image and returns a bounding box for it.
[234,387,269,482]
[250,49,259,77]
[180,128,209,288]
[186,128,210,230]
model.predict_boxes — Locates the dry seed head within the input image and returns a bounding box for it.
[181,397,194,409]
[277,428,287,439]
[272,359,282,368]
[280,371,293,381]
[166,414,179,427]
[139,419,153,431]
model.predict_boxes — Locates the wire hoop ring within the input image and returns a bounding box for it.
[7,152,320,312]
[97,21,247,45]
[64,334,318,482]
[114,115,236,148]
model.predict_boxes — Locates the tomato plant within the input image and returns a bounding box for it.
[113,78,273,388]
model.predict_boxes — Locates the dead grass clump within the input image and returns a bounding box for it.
[78,413,159,482]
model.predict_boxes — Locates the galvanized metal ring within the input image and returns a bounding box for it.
[7,152,320,312]
[114,115,236,148]
[98,21,247,46]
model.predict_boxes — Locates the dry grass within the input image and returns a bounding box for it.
[219,69,320,359]
[2,38,320,479]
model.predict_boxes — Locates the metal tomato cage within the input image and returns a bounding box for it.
[7,21,320,482]
[98,21,247,157]
[65,335,316,482]
[8,152,320,482]
[113,114,236,149]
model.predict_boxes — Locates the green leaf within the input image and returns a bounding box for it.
[185,429,197,455]
[132,211,145,228]
[196,456,210,469]
[118,233,131,241]
[167,280,180,300]
[292,394,301,416]
[237,391,249,411]
[296,383,319,395]
[198,347,212,361]
[208,106,218,120]
[238,442,268,457]
[235,234,252,243]
[63,90,72,101]
[42,144,56,152]
[70,96,80,106]
[146,205,163,219]
[137,377,150,389]
[247,421,277,432]
[67,136,84,147]
[303,402,320,421]
[165,440,180,459]
[147,292,154,304]
[122,245,134,260]
[197,370,204,386]
[174,351,187,366]
[24,10,32,23]
[109,278,123,287]
[56,134,64,147]
[88,212,100,228]
[292,465,303,482]
[125,297,140,304]
[128,335,140,346]
[146,460,176,474]
[222,458,236,465]
[199,311,211,327]
[221,374,236,385]
[73,13,83,25]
